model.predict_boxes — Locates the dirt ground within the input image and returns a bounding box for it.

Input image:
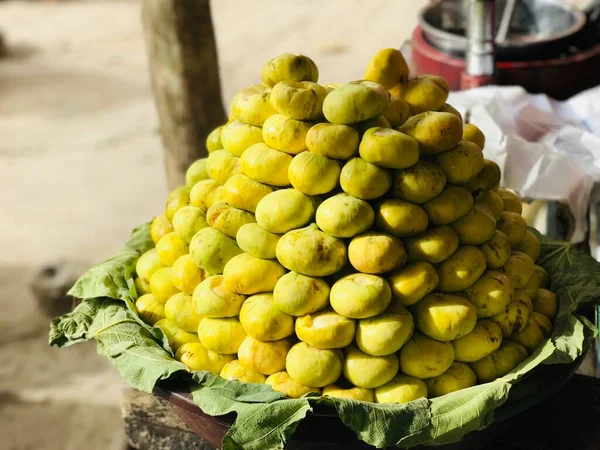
[0,1,426,448]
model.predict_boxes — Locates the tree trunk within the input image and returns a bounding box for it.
[142,0,227,190]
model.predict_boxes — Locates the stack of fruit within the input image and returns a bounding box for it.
[133,49,559,404]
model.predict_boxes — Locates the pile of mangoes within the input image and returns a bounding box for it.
[133,49,559,403]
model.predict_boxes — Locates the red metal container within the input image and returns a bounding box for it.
[411,25,600,99]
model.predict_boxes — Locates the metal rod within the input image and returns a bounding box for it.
[465,0,496,77]
[496,0,516,43]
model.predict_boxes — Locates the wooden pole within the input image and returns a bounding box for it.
[142,0,227,190]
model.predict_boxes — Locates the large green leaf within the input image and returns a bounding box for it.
[49,298,104,347]
[400,381,511,447]
[330,396,430,447]
[538,242,600,317]
[192,371,284,403]
[51,297,186,392]
[191,383,311,450]
[67,223,152,302]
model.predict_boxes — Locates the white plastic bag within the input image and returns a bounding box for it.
[448,85,600,242]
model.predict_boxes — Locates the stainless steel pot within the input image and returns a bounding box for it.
[419,0,587,60]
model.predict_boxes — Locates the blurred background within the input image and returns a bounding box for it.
[0,0,597,449]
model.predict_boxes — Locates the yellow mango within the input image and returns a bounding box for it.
[240,294,295,341]
[425,362,477,397]
[399,75,449,115]
[399,333,455,379]
[164,292,203,332]
[359,127,419,169]
[262,114,312,155]
[165,186,191,222]
[236,223,280,260]
[414,293,477,341]
[241,143,293,187]
[155,319,199,351]
[451,205,496,245]
[206,126,224,153]
[206,150,242,185]
[323,80,390,124]
[288,152,341,195]
[220,360,266,384]
[503,251,534,288]
[197,317,246,354]
[375,199,429,238]
[261,53,318,87]
[222,174,273,213]
[405,226,459,264]
[452,320,503,362]
[470,342,528,382]
[238,336,293,375]
[150,267,180,304]
[356,302,413,356]
[151,214,173,245]
[364,48,409,89]
[136,248,165,284]
[435,141,484,184]
[490,297,531,338]
[273,271,330,316]
[270,81,328,121]
[439,103,463,121]
[330,274,391,319]
[498,188,522,214]
[193,275,246,318]
[391,161,447,204]
[172,206,208,244]
[189,227,242,274]
[463,160,501,193]
[186,158,209,187]
[176,342,234,373]
[479,230,511,269]
[190,179,223,212]
[222,253,286,295]
[135,294,166,325]
[474,190,504,220]
[316,193,374,238]
[230,84,276,126]
[464,271,514,318]
[266,371,320,398]
[375,375,427,404]
[514,230,541,262]
[436,246,487,292]
[305,123,359,160]
[323,384,374,402]
[220,120,264,157]
[462,123,486,150]
[295,309,356,349]
[206,202,256,239]
[348,232,406,274]
[275,224,347,277]
[387,261,439,307]
[533,288,558,320]
[286,342,343,388]
[383,96,410,127]
[343,345,399,388]
[399,111,462,155]
[423,185,473,226]
[497,211,528,246]
[340,157,392,200]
